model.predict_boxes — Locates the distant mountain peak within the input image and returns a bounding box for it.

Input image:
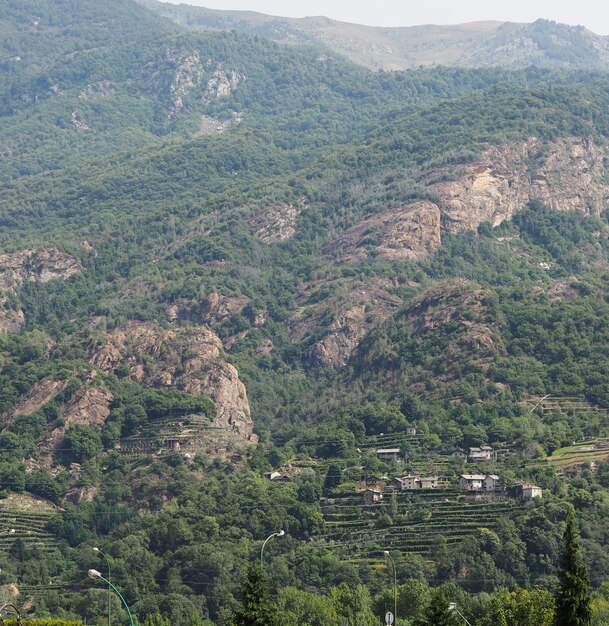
[138,0,609,71]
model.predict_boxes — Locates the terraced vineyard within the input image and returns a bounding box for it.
[315,488,518,560]
[0,507,60,555]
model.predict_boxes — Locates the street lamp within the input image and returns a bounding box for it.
[260,530,285,567]
[94,547,111,626]
[383,551,397,626]
[88,569,135,626]
[448,602,473,626]
[0,603,23,626]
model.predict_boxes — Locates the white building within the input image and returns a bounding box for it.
[459,474,486,491]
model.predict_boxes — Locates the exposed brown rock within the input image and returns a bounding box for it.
[330,200,441,261]
[88,320,256,445]
[166,292,249,325]
[423,137,609,233]
[11,380,68,419]
[62,386,113,428]
[250,197,308,243]
[0,248,81,333]
[406,279,505,370]
[289,280,402,368]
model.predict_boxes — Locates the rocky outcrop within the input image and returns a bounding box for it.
[406,279,504,370]
[423,137,609,233]
[0,249,81,333]
[88,321,256,445]
[62,386,113,428]
[330,201,441,261]
[79,81,118,100]
[10,380,67,419]
[250,197,308,243]
[202,66,245,103]
[289,280,402,368]
[31,383,114,465]
[166,292,249,325]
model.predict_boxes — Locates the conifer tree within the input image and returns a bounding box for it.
[415,589,459,626]
[227,563,277,626]
[554,509,592,626]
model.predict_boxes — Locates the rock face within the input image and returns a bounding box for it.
[423,137,609,233]
[329,137,609,263]
[405,279,504,371]
[250,197,308,243]
[166,292,249,325]
[202,65,245,103]
[331,201,442,261]
[289,280,402,368]
[62,386,113,428]
[88,321,256,445]
[0,249,81,333]
[10,380,68,419]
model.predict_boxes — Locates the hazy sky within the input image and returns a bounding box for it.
[163,0,609,35]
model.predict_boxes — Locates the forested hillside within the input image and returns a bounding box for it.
[3,0,609,624]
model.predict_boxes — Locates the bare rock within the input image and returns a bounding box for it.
[250,197,308,243]
[0,248,80,333]
[62,386,114,428]
[423,137,609,233]
[202,64,245,103]
[330,201,441,261]
[88,321,256,445]
[289,280,402,368]
[166,292,249,325]
[11,380,68,418]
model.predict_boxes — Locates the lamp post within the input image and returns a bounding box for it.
[94,547,111,626]
[448,602,473,626]
[0,603,23,626]
[383,551,397,626]
[88,569,135,626]
[260,530,285,567]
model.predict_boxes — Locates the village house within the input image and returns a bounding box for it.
[363,489,383,505]
[406,427,417,436]
[483,474,502,492]
[390,475,438,490]
[451,449,468,460]
[468,446,495,462]
[376,448,401,461]
[263,465,303,483]
[521,482,543,499]
[355,476,386,492]
[459,474,487,491]
[419,476,439,489]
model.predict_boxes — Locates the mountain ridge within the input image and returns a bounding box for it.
[137,1,609,71]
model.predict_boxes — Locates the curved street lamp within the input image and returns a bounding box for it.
[384,551,397,626]
[88,569,135,626]
[94,547,111,626]
[0,603,23,626]
[448,602,473,626]
[260,529,285,567]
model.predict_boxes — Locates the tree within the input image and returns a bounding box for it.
[554,509,592,626]
[415,589,459,626]
[227,563,277,626]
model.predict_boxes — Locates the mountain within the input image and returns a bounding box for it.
[138,0,609,71]
[3,0,609,623]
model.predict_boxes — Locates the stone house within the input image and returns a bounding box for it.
[468,446,495,462]
[376,448,401,461]
[363,489,383,505]
[356,476,386,492]
[483,475,502,492]
[459,474,487,491]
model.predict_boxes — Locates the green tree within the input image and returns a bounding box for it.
[554,509,592,626]
[415,589,459,626]
[479,588,554,626]
[227,564,277,626]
